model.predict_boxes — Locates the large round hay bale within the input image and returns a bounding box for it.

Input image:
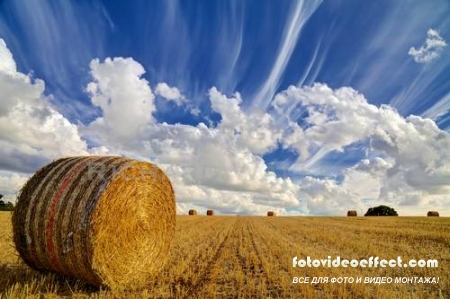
[347,210,357,217]
[206,209,214,216]
[427,211,439,217]
[267,211,275,216]
[12,156,176,289]
[188,209,197,215]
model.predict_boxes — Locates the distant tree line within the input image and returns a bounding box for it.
[0,194,14,211]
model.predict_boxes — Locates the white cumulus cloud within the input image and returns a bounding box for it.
[82,58,301,214]
[0,39,16,75]
[408,29,447,63]
[1,39,449,215]
[154,82,184,105]
[0,172,28,203]
[86,57,155,146]
[0,39,90,174]
[273,83,450,215]
[0,39,109,202]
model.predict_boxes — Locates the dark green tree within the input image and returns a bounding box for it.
[0,194,14,211]
[364,205,398,216]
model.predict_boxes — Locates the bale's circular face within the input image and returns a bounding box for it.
[12,156,176,289]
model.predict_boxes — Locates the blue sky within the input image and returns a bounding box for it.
[0,0,449,215]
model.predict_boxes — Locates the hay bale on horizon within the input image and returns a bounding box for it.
[12,156,176,289]
[427,211,439,217]
[347,210,357,217]
[206,209,214,216]
[267,211,275,216]
[188,209,197,215]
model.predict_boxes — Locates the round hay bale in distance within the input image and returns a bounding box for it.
[427,211,439,217]
[12,156,176,289]
[347,210,357,217]
[267,211,275,216]
[188,209,197,216]
[206,209,214,216]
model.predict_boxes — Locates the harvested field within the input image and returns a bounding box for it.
[1,212,449,298]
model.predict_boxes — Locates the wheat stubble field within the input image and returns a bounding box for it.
[0,212,449,299]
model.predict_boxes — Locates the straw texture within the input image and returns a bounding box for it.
[427,211,439,217]
[188,209,197,215]
[347,210,357,217]
[12,156,176,289]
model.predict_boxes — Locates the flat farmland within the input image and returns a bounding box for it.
[0,212,449,298]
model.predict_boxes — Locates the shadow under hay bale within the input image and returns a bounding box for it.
[347,210,357,217]
[0,263,98,296]
[206,210,214,216]
[12,156,176,290]
[427,211,439,217]
[188,209,197,216]
[267,211,276,216]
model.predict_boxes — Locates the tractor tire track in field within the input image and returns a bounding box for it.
[257,218,365,299]
[247,220,288,298]
[185,218,278,298]
[217,218,250,298]
[1,215,449,298]
[246,221,269,280]
[179,218,236,299]
[209,217,277,298]
[259,219,342,299]
[233,218,271,297]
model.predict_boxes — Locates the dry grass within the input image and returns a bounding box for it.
[1,212,449,298]
[11,156,176,290]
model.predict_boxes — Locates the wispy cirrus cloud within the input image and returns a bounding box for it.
[0,39,99,202]
[421,92,450,120]
[0,0,112,122]
[251,0,323,111]
[1,1,450,216]
[273,83,450,214]
[81,57,300,215]
[1,37,450,215]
